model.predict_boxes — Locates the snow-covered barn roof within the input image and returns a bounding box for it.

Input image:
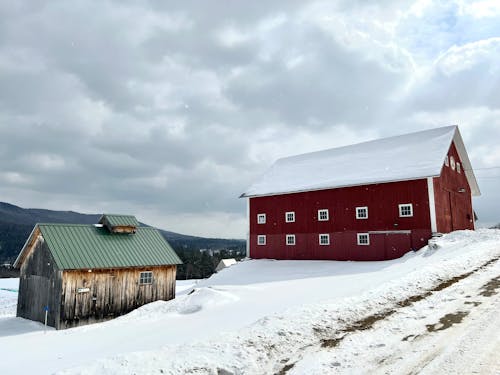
[241,125,480,198]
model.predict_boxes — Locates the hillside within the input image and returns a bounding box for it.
[0,229,499,374]
[0,202,244,264]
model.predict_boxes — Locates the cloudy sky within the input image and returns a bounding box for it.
[1,0,499,238]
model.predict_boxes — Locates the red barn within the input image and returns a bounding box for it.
[240,126,480,261]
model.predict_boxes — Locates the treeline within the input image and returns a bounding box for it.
[0,222,33,264]
[174,246,246,280]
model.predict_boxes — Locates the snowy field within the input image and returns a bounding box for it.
[0,229,499,374]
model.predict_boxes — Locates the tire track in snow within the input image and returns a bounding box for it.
[281,255,500,374]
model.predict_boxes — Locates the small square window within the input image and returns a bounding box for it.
[457,162,461,173]
[399,203,413,217]
[257,214,266,224]
[257,235,266,245]
[357,233,370,246]
[139,271,153,285]
[356,207,368,219]
[285,211,295,223]
[319,234,330,245]
[286,234,296,245]
[318,209,329,221]
[450,156,456,170]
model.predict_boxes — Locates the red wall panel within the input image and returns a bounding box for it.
[433,142,474,232]
[249,179,432,261]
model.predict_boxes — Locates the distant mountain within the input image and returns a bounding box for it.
[0,202,245,264]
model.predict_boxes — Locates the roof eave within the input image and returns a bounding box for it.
[13,224,39,269]
[452,127,481,196]
[240,174,442,199]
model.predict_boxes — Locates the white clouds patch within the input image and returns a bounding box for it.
[436,37,500,75]
[461,0,500,18]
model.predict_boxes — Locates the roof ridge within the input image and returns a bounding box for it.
[37,223,93,227]
[36,223,154,229]
[276,125,457,163]
[102,213,137,217]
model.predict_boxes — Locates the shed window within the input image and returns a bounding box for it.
[285,211,295,223]
[457,162,461,173]
[319,234,330,245]
[257,214,266,224]
[318,209,329,221]
[257,235,266,245]
[139,271,153,285]
[399,203,413,217]
[357,233,370,246]
[356,207,368,219]
[286,234,296,245]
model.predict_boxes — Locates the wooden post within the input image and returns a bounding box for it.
[44,306,48,333]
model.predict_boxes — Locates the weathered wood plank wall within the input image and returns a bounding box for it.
[17,233,62,327]
[60,265,176,329]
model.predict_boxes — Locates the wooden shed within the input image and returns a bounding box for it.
[240,126,480,261]
[13,214,182,329]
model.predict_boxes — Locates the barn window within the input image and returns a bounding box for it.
[457,162,461,173]
[357,233,370,246]
[257,214,266,224]
[450,156,456,170]
[139,271,153,285]
[319,234,330,245]
[399,203,413,217]
[356,207,368,219]
[286,234,296,245]
[318,209,329,221]
[444,155,449,167]
[285,211,295,223]
[257,235,266,245]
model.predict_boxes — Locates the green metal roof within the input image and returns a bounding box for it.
[99,214,139,227]
[37,224,182,270]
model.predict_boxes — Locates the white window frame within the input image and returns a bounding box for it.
[257,213,266,224]
[285,211,295,223]
[444,155,449,167]
[139,271,153,285]
[257,235,266,245]
[318,209,329,221]
[457,162,461,173]
[399,203,413,217]
[286,234,296,246]
[357,233,370,246]
[319,233,330,245]
[356,206,368,219]
[450,156,456,170]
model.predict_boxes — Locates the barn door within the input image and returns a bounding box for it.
[448,191,455,231]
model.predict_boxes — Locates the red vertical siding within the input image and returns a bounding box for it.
[249,179,432,261]
[433,142,474,232]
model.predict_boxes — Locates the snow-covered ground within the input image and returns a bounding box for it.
[0,229,499,374]
[0,277,18,317]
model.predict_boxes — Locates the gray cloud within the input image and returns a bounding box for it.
[1,0,499,236]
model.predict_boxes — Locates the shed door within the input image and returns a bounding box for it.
[25,275,51,324]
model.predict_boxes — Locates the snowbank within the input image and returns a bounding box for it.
[0,277,18,317]
[0,230,499,374]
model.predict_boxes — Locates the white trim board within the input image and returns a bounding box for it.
[427,177,438,233]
